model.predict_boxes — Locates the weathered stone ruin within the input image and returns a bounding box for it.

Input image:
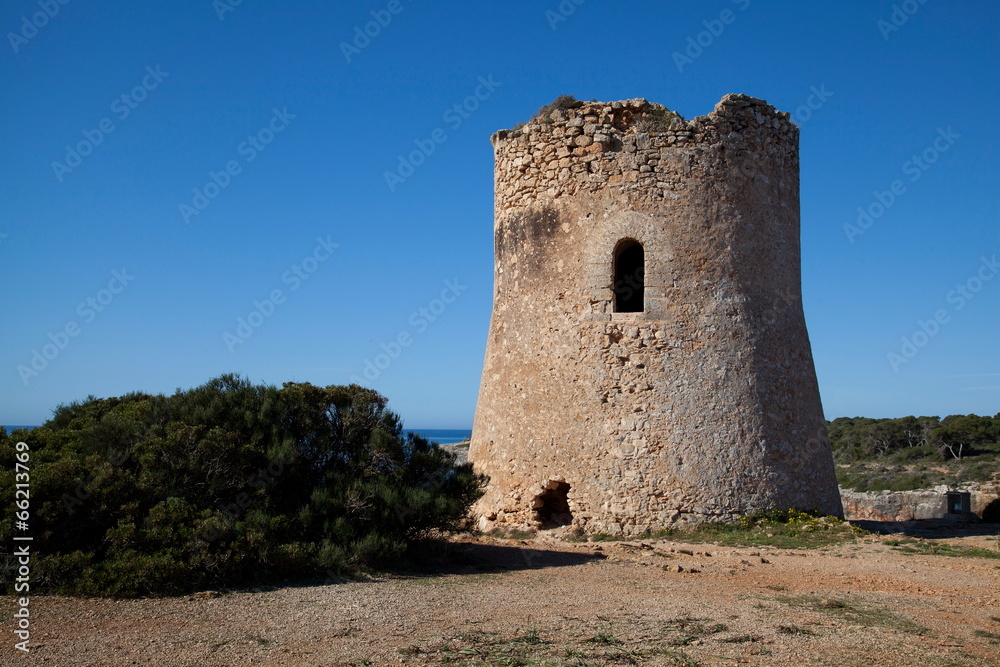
[469,94,844,535]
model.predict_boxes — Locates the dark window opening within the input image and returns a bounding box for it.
[613,240,644,313]
[946,491,970,515]
[534,481,572,529]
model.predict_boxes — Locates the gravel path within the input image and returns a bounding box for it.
[3,531,999,666]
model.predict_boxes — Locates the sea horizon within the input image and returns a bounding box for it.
[3,424,471,445]
[405,429,472,445]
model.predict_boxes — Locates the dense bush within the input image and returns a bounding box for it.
[0,375,484,597]
[827,414,1000,462]
[827,414,1000,492]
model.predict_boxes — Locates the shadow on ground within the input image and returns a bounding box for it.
[855,519,1000,538]
[243,540,605,595]
[382,539,606,578]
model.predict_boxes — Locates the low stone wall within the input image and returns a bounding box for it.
[840,483,1000,522]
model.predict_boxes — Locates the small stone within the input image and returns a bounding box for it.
[574,135,593,147]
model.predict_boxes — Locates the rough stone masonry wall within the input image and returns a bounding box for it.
[840,482,1000,522]
[469,95,844,536]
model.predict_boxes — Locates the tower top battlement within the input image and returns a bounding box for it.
[489,94,797,212]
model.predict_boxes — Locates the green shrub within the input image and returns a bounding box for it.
[510,95,585,131]
[536,94,583,119]
[0,375,484,597]
[635,107,682,133]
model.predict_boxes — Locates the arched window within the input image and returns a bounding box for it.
[613,240,644,313]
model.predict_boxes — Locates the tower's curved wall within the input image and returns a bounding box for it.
[469,94,843,535]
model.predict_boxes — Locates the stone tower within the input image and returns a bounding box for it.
[468,94,843,536]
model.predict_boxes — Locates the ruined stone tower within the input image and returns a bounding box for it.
[469,94,843,536]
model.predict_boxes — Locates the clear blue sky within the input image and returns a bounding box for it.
[2,1,998,428]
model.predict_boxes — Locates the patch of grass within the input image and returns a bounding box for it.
[487,527,537,541]
[563,528,589,543]
[584,511,862,549]
[660,651,701,666]
[775,595,927,635]
[588,532,623,542]
[330,620,355,637]
[658,616,728,647]
[517,628,546,645]
[718,634,764,644]
[888,538,1000,559]
[407,619,712,666]
[413,628,557,665]
[645,510,865,549]
[973,629,1000,644]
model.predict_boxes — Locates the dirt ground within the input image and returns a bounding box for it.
[3,527,999,667]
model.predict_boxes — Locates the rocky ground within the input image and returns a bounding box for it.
[3,525,999,666]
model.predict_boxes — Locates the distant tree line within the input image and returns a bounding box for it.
[827,414,1000,462]
[0,375,484,597]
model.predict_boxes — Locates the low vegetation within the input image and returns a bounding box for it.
[635,106,683,133]
[773,595,927,635]
[883,537,1000,559]
[828,414,1000,492]
[0,375,484,597]
[396,619,725,666]
[588,509,866,550]
[536,94,584,119]
[510,94,585,133]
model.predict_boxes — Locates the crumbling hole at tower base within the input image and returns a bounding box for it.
[534,481,573,529]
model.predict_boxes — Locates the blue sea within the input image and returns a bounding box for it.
[407,429,472,445]
[3,424,473,445]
